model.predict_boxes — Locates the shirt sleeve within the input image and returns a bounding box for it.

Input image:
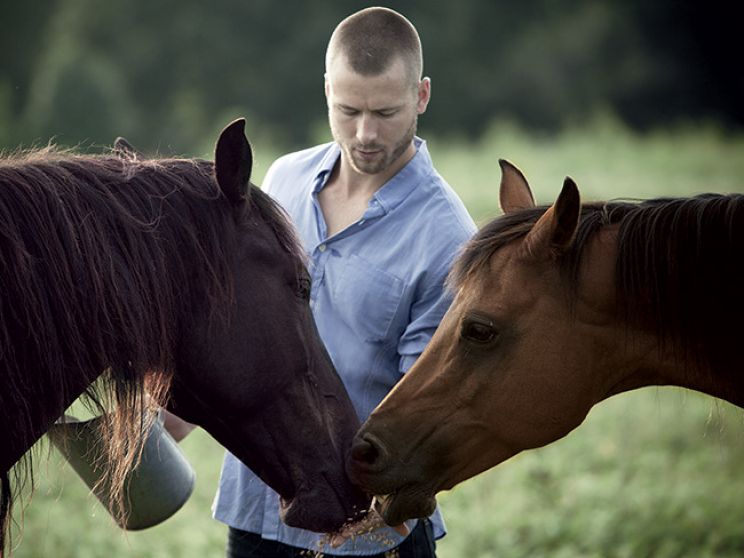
[396,243,461,374]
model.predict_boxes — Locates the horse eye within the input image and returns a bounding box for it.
[461,319,497,344]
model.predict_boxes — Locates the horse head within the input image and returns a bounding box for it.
[348,156,744,526]
[163,119,370,532]
[346,161,629,525]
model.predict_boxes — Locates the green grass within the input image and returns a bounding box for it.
[10,120,744,557]
[429,115,744,223]
[10,431,227,557]
[436,390,744,558]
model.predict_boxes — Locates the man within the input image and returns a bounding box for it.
[213,7,476,557]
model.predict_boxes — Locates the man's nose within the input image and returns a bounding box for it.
[356,113,378,145]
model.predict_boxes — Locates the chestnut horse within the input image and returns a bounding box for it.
[0,119,368,550]
[348,160,743,525]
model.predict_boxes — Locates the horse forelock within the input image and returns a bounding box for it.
[449,193,744,375]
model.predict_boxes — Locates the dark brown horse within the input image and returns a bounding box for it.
[348,160,744,526]
[0,119,368,550]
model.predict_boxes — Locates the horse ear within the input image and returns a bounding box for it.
[522,177,581,259]
[499,159,536,214]
[215,118,253,205]
[113,137,142,160]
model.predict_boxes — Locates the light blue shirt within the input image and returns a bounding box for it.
[213,137,476,555]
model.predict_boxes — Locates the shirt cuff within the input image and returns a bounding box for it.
[399,354,419,374]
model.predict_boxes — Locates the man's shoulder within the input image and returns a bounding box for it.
[405,139,476,241]
[416,172,477,242]
[262,142,336,201]
[268,142,335,179]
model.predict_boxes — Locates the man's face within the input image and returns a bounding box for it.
[325,55,430,176]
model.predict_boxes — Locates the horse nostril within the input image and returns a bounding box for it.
[351,436,380,466]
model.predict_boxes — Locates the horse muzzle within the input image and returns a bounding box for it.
[279,477,370,533]
[346,432,438,525]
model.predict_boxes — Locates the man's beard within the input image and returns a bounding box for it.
[336,117,418,176]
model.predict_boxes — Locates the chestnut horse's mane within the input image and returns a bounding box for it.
[0,146,302,548]
[450,192,744,377]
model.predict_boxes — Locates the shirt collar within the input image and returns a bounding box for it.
[313,143,341,193]
[312,137,431,214]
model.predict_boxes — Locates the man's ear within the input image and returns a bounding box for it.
[417,77,431,114]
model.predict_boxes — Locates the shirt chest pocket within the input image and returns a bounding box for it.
[333,254,406,343]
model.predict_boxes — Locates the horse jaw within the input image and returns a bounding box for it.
[373,489,437,528]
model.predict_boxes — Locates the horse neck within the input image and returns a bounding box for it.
[605,194,744,410]
[580,236,741,409]
[679,367,744,408]
[621,343,744,409]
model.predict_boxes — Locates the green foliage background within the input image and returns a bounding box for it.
[1,0,742,154]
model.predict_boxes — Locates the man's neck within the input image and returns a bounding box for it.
[331,141,416,200]
[317,143,415,237]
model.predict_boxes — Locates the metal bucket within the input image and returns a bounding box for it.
[47,410,196,530]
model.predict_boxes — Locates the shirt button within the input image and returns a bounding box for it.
[318,244,327,252]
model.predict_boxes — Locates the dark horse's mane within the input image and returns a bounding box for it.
[0,145,302,545]
[450,193,744,376]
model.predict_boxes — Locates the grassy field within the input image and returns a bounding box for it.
[9,120,744,557]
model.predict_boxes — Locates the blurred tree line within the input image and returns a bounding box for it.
[0,0,741,155]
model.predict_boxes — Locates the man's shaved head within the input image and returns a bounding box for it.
[326,7,423,86]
